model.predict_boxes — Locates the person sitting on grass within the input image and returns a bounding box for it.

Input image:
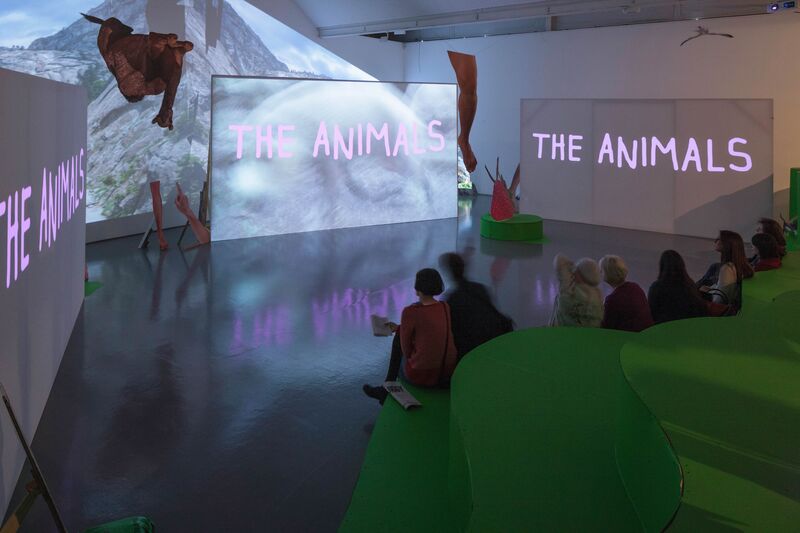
[648,250,709,324]
[751,233,782,272]
[549,254,603,327]
[700,230,751,310]
[363,268,457,404]
[753,217,787,261]
[599,255,653,332]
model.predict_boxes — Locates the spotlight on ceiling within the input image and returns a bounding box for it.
[768,1,796,12]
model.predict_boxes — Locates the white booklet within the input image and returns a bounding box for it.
[371,314,393,337]
[383,381,422,410]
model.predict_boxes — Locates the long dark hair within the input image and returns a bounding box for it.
[718,230,753,281]
[752,233,780,260]
[758,217,787,256]
[658,250,695,287]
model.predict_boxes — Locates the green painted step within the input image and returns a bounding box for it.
[480,213,544,242]
[340,386,454,533]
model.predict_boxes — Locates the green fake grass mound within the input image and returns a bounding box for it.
[343,253,800,532]
[450,328,681,532]
[620,300,800,530]
[339,386,454,533]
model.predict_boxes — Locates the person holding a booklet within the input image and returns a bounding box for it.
[363,268,458,404]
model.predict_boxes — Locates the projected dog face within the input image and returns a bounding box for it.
[210,78,457,241]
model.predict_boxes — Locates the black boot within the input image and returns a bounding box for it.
[362,384,388,405]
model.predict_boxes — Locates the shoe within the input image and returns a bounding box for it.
[362,384,388,405]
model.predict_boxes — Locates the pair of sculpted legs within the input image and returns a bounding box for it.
[148,181,210,250]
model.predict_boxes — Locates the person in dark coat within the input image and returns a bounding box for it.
[439,252,513,360]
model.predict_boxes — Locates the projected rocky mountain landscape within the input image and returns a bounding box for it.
[0,0,370,222]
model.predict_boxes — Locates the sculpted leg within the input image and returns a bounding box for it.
[174,183,210,244]
[448,51,478,173]
[149,181,169,250]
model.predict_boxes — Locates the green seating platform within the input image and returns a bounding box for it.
[479,214,544,242]
[342,253,800,532]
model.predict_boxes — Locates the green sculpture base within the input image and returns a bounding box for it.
[480,213,544,242]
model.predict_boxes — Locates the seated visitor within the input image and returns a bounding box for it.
[439,252,513,360]
[648,250,709,324]
[751,233,782,272]
[697,230,754,288]
[753,217,787,260]
[599,255,653,332]
[700,230,751,310]
[363,268,457,404]
[549,254,603,327]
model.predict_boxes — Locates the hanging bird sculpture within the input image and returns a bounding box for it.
[680,26,734,47]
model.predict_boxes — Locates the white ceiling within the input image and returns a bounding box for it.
[289,0,782,42]
[293,0,541,28]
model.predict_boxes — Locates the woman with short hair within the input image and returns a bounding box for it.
[599,255,653,332]
[363,268,457,403]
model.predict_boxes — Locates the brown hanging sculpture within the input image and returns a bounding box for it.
[82,13,194,130]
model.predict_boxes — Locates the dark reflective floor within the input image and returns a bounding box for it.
[11,196,717,532]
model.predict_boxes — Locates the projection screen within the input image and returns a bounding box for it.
[210,77,457,241]
[0,68,86,515]
[520,99,773,238]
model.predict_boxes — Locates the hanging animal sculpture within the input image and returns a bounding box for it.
[680,26,734,46]
[81,13,194,130]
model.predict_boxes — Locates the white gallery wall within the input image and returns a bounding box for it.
[0,69,86,513]
[403,13,799,216]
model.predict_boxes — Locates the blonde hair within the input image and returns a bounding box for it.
[574,258,601,287]
[599,255,628,286]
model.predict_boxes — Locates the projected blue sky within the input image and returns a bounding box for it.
[0,0,89,47]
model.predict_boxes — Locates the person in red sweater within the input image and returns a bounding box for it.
[599,255,653,332]
[363,269,458,404]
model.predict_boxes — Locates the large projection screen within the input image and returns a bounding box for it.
[0,68,86,514]
[520,99,773,238]
[210,77,457,241]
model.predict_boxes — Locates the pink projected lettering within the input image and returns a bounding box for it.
[532,131,755,173]
[729,138,753,172]
[6,191,18,288]
[1,148,87,290]
[20,186,31,274]
[234,120,447,160]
